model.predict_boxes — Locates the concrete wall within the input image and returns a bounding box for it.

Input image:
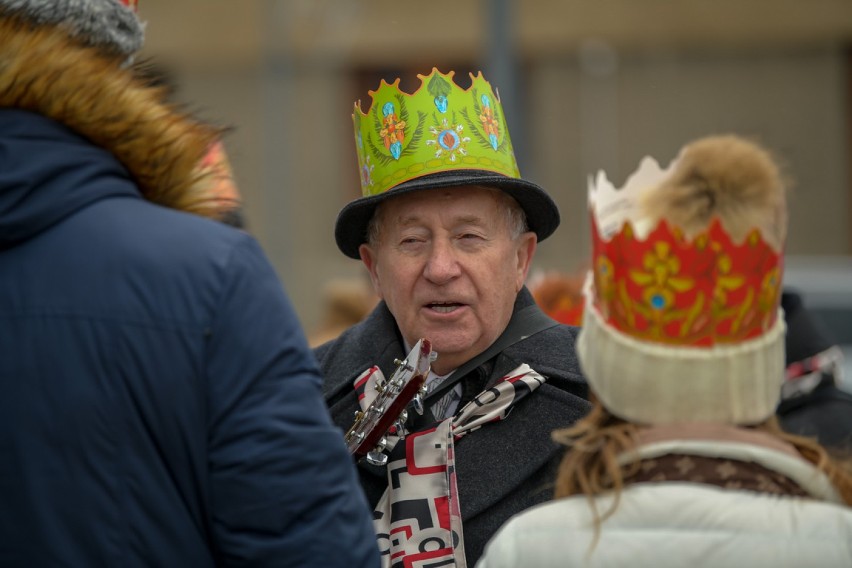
[529,47,850,275]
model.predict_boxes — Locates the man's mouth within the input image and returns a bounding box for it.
[426,302,464,313]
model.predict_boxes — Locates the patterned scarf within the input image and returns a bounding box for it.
[353,363,546,568]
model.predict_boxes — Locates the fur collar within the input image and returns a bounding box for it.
[0,14,221,217]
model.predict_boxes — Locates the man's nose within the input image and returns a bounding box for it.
[423,239,461,284]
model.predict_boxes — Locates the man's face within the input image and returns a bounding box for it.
[359,185,537,375]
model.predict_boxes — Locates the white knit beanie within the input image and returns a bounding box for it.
[578,135,788,425]
[0,0,144,56]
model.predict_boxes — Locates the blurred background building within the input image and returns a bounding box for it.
[137,0,852,341]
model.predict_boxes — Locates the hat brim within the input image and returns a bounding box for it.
[334,170,560,259]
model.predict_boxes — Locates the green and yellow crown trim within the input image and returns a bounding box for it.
[352,68,521,197]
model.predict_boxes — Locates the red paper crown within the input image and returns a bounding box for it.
[590,215,782,347]
[587,156,783,348]
[119,0,138,10]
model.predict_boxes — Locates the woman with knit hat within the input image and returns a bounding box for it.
[477,135,852,567]
[0,2,378,565]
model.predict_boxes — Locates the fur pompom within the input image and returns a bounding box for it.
[641,135,787,249]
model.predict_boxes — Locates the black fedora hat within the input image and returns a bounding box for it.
[334,169,560,259]
[338,68,560,258]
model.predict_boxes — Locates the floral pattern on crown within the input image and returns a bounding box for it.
[588,157,783,347]
[352,68,521,197]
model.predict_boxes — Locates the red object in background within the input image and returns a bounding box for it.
[530,272,586,326]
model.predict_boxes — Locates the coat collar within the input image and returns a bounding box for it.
[320,287,544,399]
[318,287,591,519]
[626,423,843,503]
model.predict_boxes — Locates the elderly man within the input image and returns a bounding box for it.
[316,68,590,566]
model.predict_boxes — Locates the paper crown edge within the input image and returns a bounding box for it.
[586,150,784,254]
[352,68,498,117]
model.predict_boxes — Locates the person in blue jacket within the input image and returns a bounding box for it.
[0,1,379,566]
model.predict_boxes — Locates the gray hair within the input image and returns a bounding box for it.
[0,0,145,56]
[365,186,529,248]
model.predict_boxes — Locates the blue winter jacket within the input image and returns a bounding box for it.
[0,109,379,567]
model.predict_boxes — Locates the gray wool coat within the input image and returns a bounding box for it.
[315,287,591,566]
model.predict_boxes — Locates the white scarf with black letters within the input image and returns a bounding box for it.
[353,364,546,568]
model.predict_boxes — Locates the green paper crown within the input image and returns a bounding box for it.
[352,68,521,197]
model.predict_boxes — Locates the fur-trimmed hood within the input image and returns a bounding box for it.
[0,13,223,245]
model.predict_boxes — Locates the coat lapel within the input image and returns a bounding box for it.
[453,382,582,520]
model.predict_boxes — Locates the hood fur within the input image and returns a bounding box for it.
[0,14,223,219]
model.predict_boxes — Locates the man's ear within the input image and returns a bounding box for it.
[359,243,384,299]
[515,232,537,292]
